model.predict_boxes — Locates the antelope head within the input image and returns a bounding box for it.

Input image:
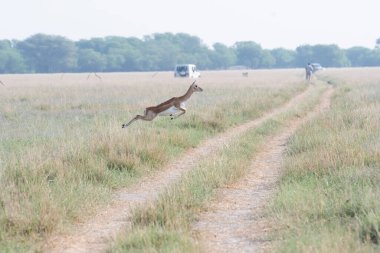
[190,81,203,92]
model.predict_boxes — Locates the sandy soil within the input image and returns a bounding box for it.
[192,86,333,253]
[41,86,317,253]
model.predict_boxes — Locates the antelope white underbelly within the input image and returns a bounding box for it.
[159,103,186,116]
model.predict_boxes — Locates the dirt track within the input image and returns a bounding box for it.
[192,86,333,252]
[42,85,321,253]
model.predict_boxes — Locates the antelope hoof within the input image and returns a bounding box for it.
[122,124,126,128]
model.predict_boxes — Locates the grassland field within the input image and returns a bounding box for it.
[0,68,379,252]
[269,68,380,253]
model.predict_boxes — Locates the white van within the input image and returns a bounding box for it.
[174,64,200,78]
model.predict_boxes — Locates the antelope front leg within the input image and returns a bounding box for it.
[171,107,186,120]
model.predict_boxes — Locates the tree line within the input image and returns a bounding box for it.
[1,33,380,74]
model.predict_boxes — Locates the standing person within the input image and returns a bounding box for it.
[305,63,314,82]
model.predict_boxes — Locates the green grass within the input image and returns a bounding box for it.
[108,83,326,253]
[270,68,380,253]
[0,70,305,251]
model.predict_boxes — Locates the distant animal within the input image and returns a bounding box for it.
[122,81,203,128]
[242,72,248,77]
[0,80,5,86]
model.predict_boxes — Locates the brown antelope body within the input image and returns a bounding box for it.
[122,81,203,128]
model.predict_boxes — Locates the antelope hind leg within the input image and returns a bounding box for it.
[122,115,140,128]
[122,111,157,128]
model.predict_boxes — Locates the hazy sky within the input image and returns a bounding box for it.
[2,0,379,49]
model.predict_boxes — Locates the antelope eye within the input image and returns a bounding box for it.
[195,85,198,87]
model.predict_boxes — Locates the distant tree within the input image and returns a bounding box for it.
[76,37,108,53]
[104,41,138,71]
[270,48,295,68]
[77,48,106,72]
[107,48,140,71]
[77,36,145,71]
[0,40,27,73]
[121,37,146,71]
[259,50,276,68]
[295,45,314,67]
[142,34,176,70]
[141,33,212,70]
[345,47,372,66]
[209,43,237,69]
[311,44,350,67]
[167,33,211,69]
[173,33,205,53]
[365,49,380,66]
[17,34,77,73]
[295,44,350,67]
[4,32,380,74]
[196,50,213,68]
[234,41,263,68]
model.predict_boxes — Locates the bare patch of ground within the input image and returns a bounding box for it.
[41,87,315,253]
[192,87,333,253]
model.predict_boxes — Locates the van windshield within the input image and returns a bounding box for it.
[176,66,188,72]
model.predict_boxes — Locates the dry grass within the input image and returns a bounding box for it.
[0,69,304,251]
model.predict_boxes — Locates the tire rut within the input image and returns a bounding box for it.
[192,86,333,253]
[42,86,316,253]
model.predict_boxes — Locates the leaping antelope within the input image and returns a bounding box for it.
[122,81,203,128]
